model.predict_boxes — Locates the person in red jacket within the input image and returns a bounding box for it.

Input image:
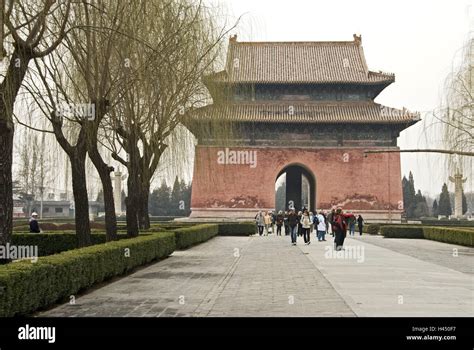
[333,208,349,250]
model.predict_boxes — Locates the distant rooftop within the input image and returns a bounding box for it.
[208,34,395,85]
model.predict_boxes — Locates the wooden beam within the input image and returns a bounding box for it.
[364,149,474,157]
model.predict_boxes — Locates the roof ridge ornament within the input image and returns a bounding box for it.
[230,34,238,43]
[353,34,362,44]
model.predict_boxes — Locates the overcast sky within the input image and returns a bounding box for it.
[205,0,473,196]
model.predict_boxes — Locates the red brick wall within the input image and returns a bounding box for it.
[190,146,403,214]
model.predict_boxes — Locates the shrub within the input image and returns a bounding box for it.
[366,224,381,235]
[420,220,474,228]
[0,232,175,317]
[218,222,255,236]
[422,227,474,247]
[172,224,218,249]
[11,233,130,257]
[12,225,31,232]
[381,226,424,238]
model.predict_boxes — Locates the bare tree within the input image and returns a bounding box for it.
[108,0,232,234]
[0,0,71,250]
[24,1,136,244]
[365,37,474,161]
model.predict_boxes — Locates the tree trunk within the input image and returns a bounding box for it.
[0,48,31,259]
[126,174,139,237]
[70,152,92,247]
[138,182,151,230]
[0,119,13,264]
[89,145,118,241]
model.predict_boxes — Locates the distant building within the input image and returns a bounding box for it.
[13,195,25,218]
[32,201,71,218]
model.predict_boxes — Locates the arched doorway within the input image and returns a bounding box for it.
[275,164,316,212]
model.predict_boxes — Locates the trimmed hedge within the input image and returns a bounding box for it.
[366,224,381,235]
[380,225,474,247]
[13,222,106,232]
[380,226,424,238]
[172,224,218,249]
[0,232,175,317]
[422,227,474,247]
[217,222,255,236]
[11,233,129,257]
[420,219,474,228]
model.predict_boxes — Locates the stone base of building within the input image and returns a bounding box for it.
[185,208,401,223]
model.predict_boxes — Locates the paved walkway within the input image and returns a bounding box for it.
[40,234,473,317]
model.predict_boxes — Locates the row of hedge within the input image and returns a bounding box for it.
[379,226,424,238]
[217,222,255,236]
[11,224,223,256]
[11,233,129,257]
[172,224,219,249]
[420,219,474,228]
[11,222,256,258]
[0,232,176,317]
[380,225,474,247]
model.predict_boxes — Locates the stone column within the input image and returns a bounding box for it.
[113,170,123,215]
[449,169,467,218]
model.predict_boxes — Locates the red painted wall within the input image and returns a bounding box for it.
[191,146,403,214]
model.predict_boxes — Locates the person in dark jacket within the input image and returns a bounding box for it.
[29,212,40,233]
[284,211,290,236]
[276,211,284,236]
[288,210,299,245]
[357,215,364,236]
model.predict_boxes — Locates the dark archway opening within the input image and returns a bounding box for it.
[275,165,316,212]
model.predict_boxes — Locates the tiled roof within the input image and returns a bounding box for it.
[209,35,394,84]
[189,102,420,124]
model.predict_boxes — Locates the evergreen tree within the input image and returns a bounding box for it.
[402,172,416,217]
[432,199,438,217]
[170,176,182,215]
[438,183,452,216]
[413,190,429,218]
[149,181,171,216]
[275,184,285,212]
[180,180,192,216]
[462,190,468,215]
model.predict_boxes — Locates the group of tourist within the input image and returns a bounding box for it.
[254,208,364,250]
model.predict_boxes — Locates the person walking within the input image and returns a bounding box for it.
[347,213,356,236]
[301,210,311,245]
[256,211,265,236]
[357,214,364,236]
[309,211,314,235]
[276,211,284,236]
[316,210,326,241]
[29,212,41,233]
[297,211,303,237]
[333,208,348,250]
[327,208,336,237]
[264,211,272,235]
[288,209,298,245]
[284,211,290,236]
